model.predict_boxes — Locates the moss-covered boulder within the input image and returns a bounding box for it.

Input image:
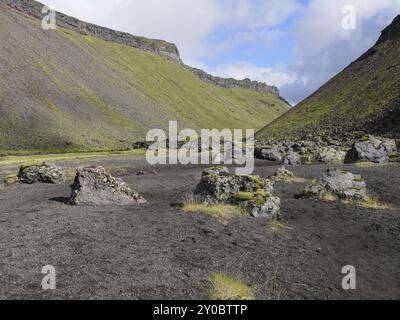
[194,167,280,219]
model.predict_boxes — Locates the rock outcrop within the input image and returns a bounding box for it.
[18,162,65,184]
[303,168,367,202]
[194,167,280,219]
[186,66,281,95]
[69,167,146,205]
[345,136,394,164]
[317,147,346,164]
[255,146,284,162]
[376,15,400,45]
[282,152,301,166]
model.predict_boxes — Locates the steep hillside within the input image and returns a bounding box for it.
[0,1,289,153]
[257,15,400,141]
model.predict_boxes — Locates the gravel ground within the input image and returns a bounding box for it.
[0,157,399,300]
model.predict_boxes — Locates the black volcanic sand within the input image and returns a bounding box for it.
[0,158,399,300]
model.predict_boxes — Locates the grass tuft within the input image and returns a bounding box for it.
[275,176,310,183]
[353,195,393,210]
[354,162,378,168]
[209,273,255,300]
[3,174,19,186]
[320,192,338,202]
[181,203,248,224]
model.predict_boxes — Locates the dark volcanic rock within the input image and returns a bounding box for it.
[132,141,152,150]
[255,146,283,162]
[18,162,65,184]
[194,167,280,218]
[69,167,146,206]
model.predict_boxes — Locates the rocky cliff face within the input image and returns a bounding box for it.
[4,0,282,96]
[6,0,181,61]
[377,15,400,44]
[186,66,280,95]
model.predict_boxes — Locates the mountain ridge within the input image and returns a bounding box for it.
[257,15,400,141]
[4,0,281,96]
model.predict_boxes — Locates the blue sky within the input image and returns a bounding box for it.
[42,0,400,105]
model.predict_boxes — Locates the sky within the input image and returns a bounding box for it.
[40,0,400,105]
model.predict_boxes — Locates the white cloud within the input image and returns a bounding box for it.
[281,0,400,104]
[213,62,296,88]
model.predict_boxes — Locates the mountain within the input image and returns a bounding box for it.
[257,15,400,142]
[0,0,290,153]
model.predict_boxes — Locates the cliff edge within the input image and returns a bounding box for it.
[4,0,281,96]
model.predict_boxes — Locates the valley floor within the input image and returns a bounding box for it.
[0,157,399,299]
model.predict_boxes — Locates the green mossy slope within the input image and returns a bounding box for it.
[0,5,289,152]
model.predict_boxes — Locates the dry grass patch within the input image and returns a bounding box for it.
[276,176,310,183]
[181,203,248,225]
[314,192,394,210]
[320,192,338,202]
[353,161,391,168]
[345,195,394,210]
[0,150,146,167]
[268,219,293,239]
[209,273,255,300]
[3,174,19,186]
[354,162,377,168]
